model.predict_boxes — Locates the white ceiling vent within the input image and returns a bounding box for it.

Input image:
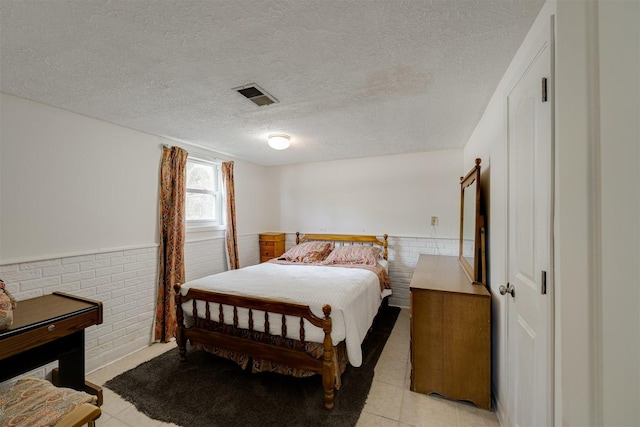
[233,84,278,106]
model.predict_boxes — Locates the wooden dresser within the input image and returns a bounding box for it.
[259,232,286,262]
[410,254,491,409]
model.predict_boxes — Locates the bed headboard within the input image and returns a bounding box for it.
[295,232,389,260]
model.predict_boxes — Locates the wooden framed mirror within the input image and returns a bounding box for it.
[459,158,485,285]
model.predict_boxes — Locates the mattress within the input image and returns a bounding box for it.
[180,261,389,367]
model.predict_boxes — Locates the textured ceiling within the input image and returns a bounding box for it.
[0,0,544,166]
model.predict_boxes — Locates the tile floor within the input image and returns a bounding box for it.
[87,308,499,427]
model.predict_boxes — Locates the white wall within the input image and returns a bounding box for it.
[0,94,159,262]
[597,2,640,423]
[0,94,272,262]
[555,3,597,424]
[465,0,640,425]
[555,0,640,425]
[0,93,271,381]
[463,3,556,421]
[269,150,464,307]
[270,150,462,239]
[234,160,277,236]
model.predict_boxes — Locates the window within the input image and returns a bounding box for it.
[186,158,224,228]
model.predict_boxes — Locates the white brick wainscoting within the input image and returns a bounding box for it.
[0,246,159,385]
[0,234,260,388]
[0,233,453,389]
[184,234,260,282]
[0,245,158,390]
[283,234,459,308]
[386,235,459,307]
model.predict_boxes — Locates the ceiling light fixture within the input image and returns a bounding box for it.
[268,134,291,150]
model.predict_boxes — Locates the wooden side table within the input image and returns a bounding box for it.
[0,292,103,401]
[259,232,286,262]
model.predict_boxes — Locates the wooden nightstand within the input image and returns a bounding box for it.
[259,232,286,262]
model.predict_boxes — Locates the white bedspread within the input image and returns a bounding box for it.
[180,262,388,367]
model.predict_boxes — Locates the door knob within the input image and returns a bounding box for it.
[499,283,515,298]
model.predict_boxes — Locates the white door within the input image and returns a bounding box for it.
[504,19,553,427]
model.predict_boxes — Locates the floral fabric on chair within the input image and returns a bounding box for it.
[0,377,98,427]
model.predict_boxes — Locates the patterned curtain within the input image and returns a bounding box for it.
[221,161,239,270]
[154,146,188,342]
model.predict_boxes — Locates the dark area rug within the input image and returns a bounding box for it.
[105,305,400,427]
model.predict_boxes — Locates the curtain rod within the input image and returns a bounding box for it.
[162,143,230,163]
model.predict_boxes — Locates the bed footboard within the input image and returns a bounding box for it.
[174,285,336,410]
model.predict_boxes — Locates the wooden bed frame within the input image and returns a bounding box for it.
[174,233,389,410]
[295,232,389,260]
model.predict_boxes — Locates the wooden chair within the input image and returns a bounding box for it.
[0,377,101,427]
